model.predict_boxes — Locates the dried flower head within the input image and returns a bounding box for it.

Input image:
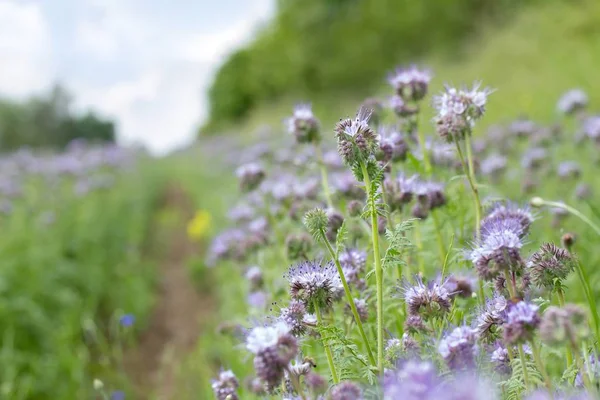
[286,103,320,143]
[285,260,342,312]
[528,242,576,288]
[503,301,540,344]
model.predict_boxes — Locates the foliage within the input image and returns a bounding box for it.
[202,0,536,131]
[0,85,115,151]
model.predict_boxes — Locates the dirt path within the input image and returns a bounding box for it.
[124,183,214,399]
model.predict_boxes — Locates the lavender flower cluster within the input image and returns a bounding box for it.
[208,65,600,400]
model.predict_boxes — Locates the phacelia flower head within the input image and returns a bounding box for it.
[528,242,576,288]
[285,260,342,313]
[236,162,265,192]
[490,343,511,375]
[286,103,320,143]
[557,161,582,179]
[335,107,379,166]
[539,304,589,347]
[278,300,310,337]
[557,89,588,115]
[401,276,452,319]
[377,125,408,163]
[246,322,298,390]
[582,116,600,141]
[482,202,534,237]
[389,95,418,118]
[475,293,508,342]
[339,248,367,288]
[383,360,438,400]
[521,147,548,170]
[438,326,478,370]
[388,65,432,102]
[444,271,477,299]
[429,374,498,400]
[330,381,363,400]
[247,291,268,309]
[211,369,239,400]
[480,154,507,179]
[433,82,493,142]
[245,266,263,290]
[503,301,540,344]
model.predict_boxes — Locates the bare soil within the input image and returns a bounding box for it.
[124,183,214,399]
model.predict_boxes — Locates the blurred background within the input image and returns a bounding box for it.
[1,0,600,399]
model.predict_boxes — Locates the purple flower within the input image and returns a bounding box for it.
[330,381,363,400]
[247,291,268,309]
[582,116,600,141]
[211,369,239,400]
[285,103,320,143]
[236,163,265,192]
[557,161,581,179]
[429,374,498,400]
[278,299,310,337]
[474,293,508,342]
[557,89,588,115]
[521,147,548,169]
[401,276,452,319]
[383,360,438,400]
[490,344,511,374]
[480,154,507,178]
[284,260,342,313]
[438,326,478,370]
[378,125,408,163]
[387,65,432,101]
[119,314,135,328]
[503,301,540,344]
[339,248,367,289]
[335,107,378,165]
[110,391,126,400]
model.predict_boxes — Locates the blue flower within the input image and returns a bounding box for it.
[119,314,135,327]
[110,391,126,400]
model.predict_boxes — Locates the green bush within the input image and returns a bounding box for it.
[202,0,534,132]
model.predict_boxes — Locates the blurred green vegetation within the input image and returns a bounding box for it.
[0,85,115,151]
[202,0,537,132]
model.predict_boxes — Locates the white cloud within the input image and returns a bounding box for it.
[0,0,54,97]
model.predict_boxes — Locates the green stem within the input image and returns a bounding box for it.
[556,289,573,367]
[532,198,600,236]
[286,368,307,400]
[315,145,333,209]
[531,340,553,393]
[360,161,384,374]
[573,343,592,391]
[574,259,600,344]
[313,300,339,384]
[415,114,432,174]
[413,222,425,276]
[453,135,482,240]
[517,344,531,391]
[504,270,517,299]
[320,230,376,366]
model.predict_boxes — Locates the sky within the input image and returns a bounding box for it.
[0,0,274,154]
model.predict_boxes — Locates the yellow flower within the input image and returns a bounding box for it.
[187,209,212,241]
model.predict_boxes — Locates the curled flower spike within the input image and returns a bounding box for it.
[389,95,418,118]
[503,301,540,345]
[490,343,511,375]
[528,242,576,288]
[245,266,263,290]
[400,276,452,319]
[438,326,479,370]
[278,300,311,337]
[335,107,378,166]
[211,369,239,400]
[286,103,320,144]
[284,260,342,313]
[377,125,408,163]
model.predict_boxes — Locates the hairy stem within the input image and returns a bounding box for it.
[454,136,482,240]
[320,229,376,366]
[314,300,339,384]
[517,344,531,391]
[360,161,384,374]
[574,259,600,344]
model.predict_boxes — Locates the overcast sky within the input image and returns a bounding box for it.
[0,0,274,154]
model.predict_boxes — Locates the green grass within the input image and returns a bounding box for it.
[177,0,600,398]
